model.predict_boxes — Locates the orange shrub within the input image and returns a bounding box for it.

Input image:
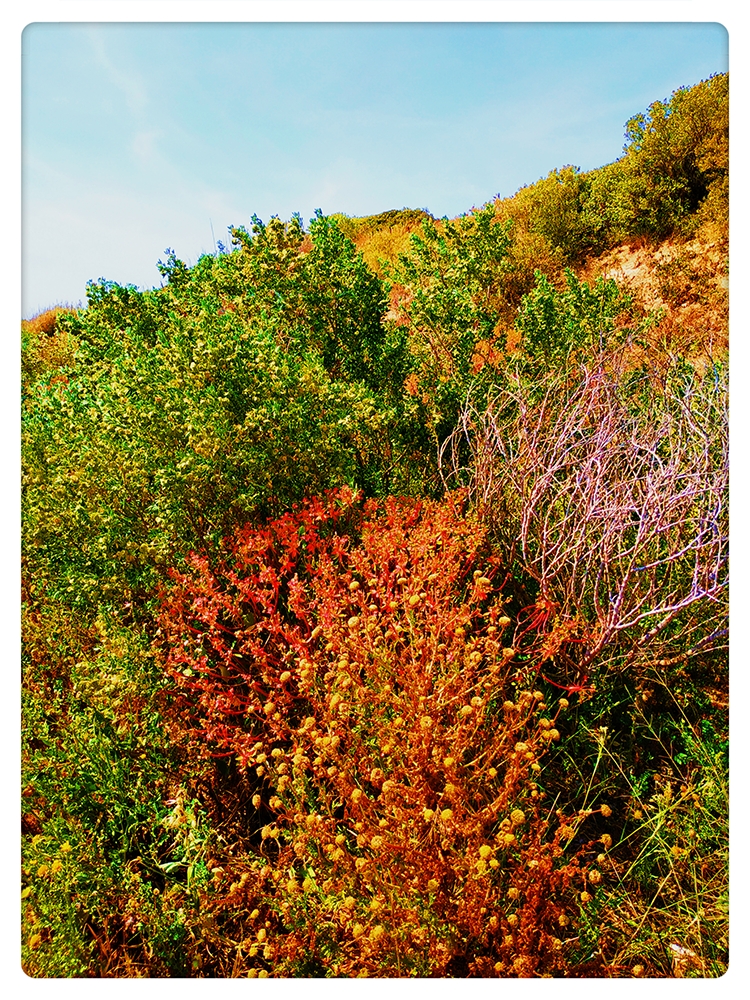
[157,490,606,977]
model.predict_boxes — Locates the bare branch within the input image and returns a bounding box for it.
[441,355,728,679]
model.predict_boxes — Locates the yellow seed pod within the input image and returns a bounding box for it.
[502,833,516,846]
[510,809,526,826]
[600,833,613,849]
[427,878,439,892]
[498,616,511,626]
[489,859,500,869]
[440,808,453,821]
[352,923,365,939]
[50,859,63,875]
[514,742,528,753]
[443,756,455,767]
[489,915,499,931]
[580,891,592,904]
[589,870,602,884]
[507,887,520,900]
[420,716,433,730]
[601,803,613,818]
[350,789,363,803]
[256,928,267,943]
[502,648,516,658]
[423,808,435,822]
[488,767,498,778]
[507,914,518,927]
[558,698,569,709]
[479,844,493,859]
[349,580,360,591]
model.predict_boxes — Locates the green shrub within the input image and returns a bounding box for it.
[22,213,431,615]
[514,268,642,366]
[620,73,728,240]
[21,612,213,977]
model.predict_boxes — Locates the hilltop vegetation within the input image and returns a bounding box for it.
[22,74,728,978]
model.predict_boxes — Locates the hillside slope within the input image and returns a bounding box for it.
[21,73,728,980]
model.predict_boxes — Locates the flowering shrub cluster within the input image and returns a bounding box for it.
[157,490,613,976]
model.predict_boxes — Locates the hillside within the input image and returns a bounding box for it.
[21,74,728,979]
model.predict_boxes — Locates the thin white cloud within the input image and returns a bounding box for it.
[86,25,148,115]
[131,129,162,166]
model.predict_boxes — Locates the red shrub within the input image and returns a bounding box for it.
[157,490,607,977]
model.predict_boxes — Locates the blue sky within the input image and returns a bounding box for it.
[22,20,727,316]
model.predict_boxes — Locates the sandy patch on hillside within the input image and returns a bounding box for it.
[582,237,728,359]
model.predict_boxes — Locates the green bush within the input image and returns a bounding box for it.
[620,73,728,239]
[514,268,645,366]
[22,212,431,614]
[21,612,212,977]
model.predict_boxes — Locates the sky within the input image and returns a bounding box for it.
[22,20,728,317]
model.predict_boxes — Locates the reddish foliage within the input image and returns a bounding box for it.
[157,489,606,977]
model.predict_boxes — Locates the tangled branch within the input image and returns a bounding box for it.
[441,356,728,679]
